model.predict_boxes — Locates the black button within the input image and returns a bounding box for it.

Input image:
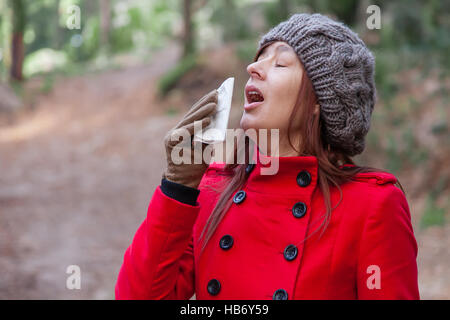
[207,279,221,296]
[296,170,311,187]
[283,244,298,261]
[273,289,288,300]
[245,163,255,174]
[219,235,234,250]
[233,190,246,204]
[292,202,307,218]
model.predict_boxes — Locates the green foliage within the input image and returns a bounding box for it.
[385,133,401,173]
[378,0,450,71]
[209,0,252,42]
[303,0,360,26]
[10,0,26,33]
[390,1,425,47]
[25,0,64,54]
[145,2,176,48]
[9,78,24,98]
[366,128,379,151]
[80,16,100,60]
[158,54,197,97]
[236,39,257,63]
[64,31,96,62]
[421,176,448,228]
[1,0,448,90]
[106,1,177,54]
[40,74,54,94]
[402,126,428,166]
[373,50,399,103]
[109,7,141,53]
[23,48,68,76]
[166,107,178,116]
[262,0,288,29]
[431,121,448,135]
[421,195,446,228]
[383,124,429,172]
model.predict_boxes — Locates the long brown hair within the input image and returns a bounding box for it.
[196,40,405,256]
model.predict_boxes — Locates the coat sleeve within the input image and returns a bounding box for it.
[115,186,199,300]
[356,185,420,300]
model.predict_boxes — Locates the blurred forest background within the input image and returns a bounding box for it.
[0,0,449,299]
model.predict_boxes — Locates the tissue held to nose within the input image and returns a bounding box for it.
[193,77,234,144]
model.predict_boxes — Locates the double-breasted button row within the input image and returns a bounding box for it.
[296,170,311,187]
[233,190,246,204]
[219,234,234,250]
[273,288,288,300]
[207,279,221,296]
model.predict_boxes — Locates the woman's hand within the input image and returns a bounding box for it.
[162,89,218,189]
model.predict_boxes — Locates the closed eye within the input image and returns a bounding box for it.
[276,64,286,67]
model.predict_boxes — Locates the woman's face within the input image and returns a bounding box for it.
[240,41,304,136]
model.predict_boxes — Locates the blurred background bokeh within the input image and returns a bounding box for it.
[0,0,449,299]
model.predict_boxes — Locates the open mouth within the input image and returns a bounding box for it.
[245,85,265,104]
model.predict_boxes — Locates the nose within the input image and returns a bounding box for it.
[246,60,265,80]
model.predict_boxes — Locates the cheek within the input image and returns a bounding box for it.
[267,76,300,124]
[279,76,300,107]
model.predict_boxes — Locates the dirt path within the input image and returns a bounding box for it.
[0,44,185,299]
[0,43,448,299]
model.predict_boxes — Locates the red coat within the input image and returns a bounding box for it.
[115,148,419,300]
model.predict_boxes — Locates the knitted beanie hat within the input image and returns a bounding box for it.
[256,13,376,157]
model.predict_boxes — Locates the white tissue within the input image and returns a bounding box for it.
[193,77,234,144]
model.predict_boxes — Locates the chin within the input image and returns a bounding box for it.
[240,114,255,132]
[240,115,270,137]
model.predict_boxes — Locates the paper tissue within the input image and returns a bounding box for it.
[193,77,234,144]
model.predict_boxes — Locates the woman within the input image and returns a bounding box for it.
[115,13,419,300]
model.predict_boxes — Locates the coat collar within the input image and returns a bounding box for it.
[245,144,321,196]
[243,144,397,194]
[206,145,397,195]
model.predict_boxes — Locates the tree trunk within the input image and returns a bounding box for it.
[10,0,25,81]
[182,0,194,57]
[99,0,111,48]
[10,32,24,81]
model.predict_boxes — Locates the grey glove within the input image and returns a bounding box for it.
[162,89,218,189]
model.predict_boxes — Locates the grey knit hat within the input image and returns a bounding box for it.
[256,13,376,156]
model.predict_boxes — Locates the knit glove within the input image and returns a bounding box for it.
[162,89,218,189]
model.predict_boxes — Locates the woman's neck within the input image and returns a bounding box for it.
[257,138,302,157]
[257,134,302,157]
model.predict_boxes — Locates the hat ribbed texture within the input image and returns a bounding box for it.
[257,13,377,156]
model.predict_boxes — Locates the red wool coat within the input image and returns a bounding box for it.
[115,148,420,300]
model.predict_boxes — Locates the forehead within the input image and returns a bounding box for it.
[255,41,295,60]
[269,42,292,52]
